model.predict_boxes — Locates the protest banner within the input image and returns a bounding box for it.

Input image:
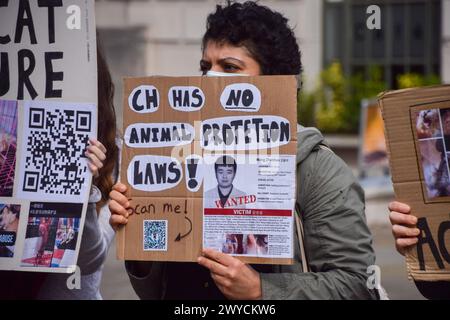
[379,85,450,281]
[0,0,97,273]
[118,76,297,264]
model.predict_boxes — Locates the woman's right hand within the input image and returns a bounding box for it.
[388,201,421,256]
[108,182,132,230]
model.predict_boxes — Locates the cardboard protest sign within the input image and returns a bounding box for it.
[0,1,97,273]
[379,85,450,281]
[118,76,297,265]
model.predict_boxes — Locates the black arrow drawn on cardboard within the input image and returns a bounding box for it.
[175,216,192,241]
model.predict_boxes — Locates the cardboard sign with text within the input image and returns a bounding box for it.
[117,76,297,265]
[379,85,450,281]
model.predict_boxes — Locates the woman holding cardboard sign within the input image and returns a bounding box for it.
[109,1,377,300]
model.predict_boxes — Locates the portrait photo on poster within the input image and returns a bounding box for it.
[413,107,450,201]
[0,204,21,258]
[203,155,257,209]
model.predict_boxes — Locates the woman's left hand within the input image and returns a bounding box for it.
[85,138,107,178]
[197,248,262,300]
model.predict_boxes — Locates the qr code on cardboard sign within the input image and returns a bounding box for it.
[143,220,168,251]
[20,101,95,200]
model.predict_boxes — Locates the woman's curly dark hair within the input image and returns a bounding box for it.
[202,1,302,76]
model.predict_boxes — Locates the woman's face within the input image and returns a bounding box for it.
[200,41,261,76]
[0,207,16,230]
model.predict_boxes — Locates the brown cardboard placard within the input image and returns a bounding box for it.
[117,76,298,265]
[379,85,450,281]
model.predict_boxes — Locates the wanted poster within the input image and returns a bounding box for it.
[0,1,97,273]
[118,76,297,265]
[202,154,295,259]
[379,85,450,281]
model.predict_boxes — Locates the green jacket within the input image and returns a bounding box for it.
[125,126,378,300]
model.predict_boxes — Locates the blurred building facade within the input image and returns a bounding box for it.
[95,0,450,120]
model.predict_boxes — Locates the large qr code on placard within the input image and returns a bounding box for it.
[20,102,95,200]
[143,220,168,251]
